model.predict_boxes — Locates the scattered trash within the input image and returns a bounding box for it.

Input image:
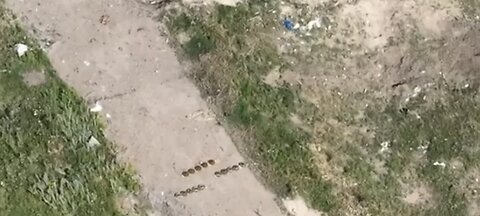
[83,60,91,66]
[379,141,390,153]
[141,0,174,8]
[417,145,428,154]
[306,18,322,30]
[405,86,422,102]
[186,109,215,121]
[433,161,446,168]
[99,15,110,25]
[15,43,29,57]
[90,101,103,113]
[87,136,101,149]
[106,113,112,118]
[283,18,295,31]
[411,86,422,98]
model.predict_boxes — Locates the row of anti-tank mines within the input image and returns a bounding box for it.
[175,160,246,197]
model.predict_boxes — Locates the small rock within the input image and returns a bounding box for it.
[99,15,110,25]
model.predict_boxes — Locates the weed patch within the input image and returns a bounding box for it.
[0,6,139,216]
[165,2,337,212]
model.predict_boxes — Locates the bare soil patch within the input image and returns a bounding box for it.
[403,184,433,206]
[22,70,46,86]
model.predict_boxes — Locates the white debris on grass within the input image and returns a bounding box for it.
[293,23,301,29]
[90,101,103,113]
[417,145,428,154]
[306,17,322,30]
[433,161,446,168]
[379,141,390,153]
[405,86,422,103]
[186,109,216,121]
[15,43,29,57]
[412,86,422,97]
[87,136,101,149]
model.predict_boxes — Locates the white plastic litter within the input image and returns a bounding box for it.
[433,161,446,168]
[186,109,215,121]
[87,136,101,149]
[306,18,322,30]
[379,141,390,153]
[15,43,29,57]
[90,102,103,113]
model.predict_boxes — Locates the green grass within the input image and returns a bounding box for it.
[0,7,139,216]
[364,87,480,215]
[311,84,480,215]
[164,1,480,215]
[166,2,337,212]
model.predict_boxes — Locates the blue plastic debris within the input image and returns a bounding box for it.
[283,18,295,31]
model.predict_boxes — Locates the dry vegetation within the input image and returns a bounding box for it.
[162,0,480,215]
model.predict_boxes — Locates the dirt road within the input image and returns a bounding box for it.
[5,0,283,215]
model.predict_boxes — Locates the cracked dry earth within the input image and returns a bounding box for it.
[6,0,284,215]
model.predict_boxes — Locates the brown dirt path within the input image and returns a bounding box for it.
[5,0,284,215]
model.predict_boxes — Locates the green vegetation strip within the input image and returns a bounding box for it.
[0,8,138,216]
[166,1,336,212]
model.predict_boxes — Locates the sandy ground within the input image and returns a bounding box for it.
[5,0,283,215]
